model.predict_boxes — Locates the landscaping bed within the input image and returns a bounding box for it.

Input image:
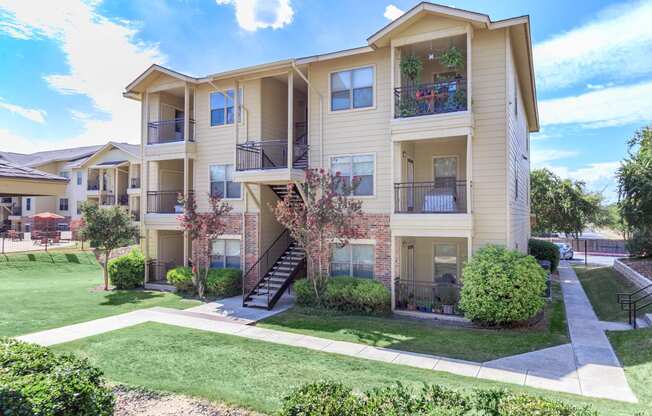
[620,257,652,281]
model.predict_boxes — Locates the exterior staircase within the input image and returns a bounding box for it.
[243,238,305,309]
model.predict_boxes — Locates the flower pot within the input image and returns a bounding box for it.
[442,304,454,315]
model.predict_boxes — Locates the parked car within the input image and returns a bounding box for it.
[555,242,574,260]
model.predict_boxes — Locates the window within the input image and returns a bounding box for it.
[211,239,241,269]
[434,243,458,282]
[210,88,242,126]
[331,244,374,278]
[1,197,11,204]
[59,171,70,179]
[331,66,374,111]
[331,154,374,196]
[59,198,69,211]
[210,165,241,199]
[76,171,83,186]
[25,198,31,211]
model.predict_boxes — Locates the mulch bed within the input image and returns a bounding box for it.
[621,258,652,281]
[113,386,260,416]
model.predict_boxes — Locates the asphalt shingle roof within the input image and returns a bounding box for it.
[0,160,69,181]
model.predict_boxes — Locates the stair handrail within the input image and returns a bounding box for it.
[242,229,290,306]
[623,290,652,328]
[617,283,652,304]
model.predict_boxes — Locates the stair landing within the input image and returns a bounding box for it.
[186,293,295,324]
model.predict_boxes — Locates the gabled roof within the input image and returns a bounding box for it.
[75,141,141,169]
[0,160,68,182]
[0,145,103,168]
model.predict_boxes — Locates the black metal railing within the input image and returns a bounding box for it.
[395,278,462,316]
[87,180,99,191]
[618,284,652,328]
[147,118,195,145]
[236,140,309,171]
[118,195,129,206]
[130,177,140,188]
[147,260,176,283]
[394,77,467,118]
[146,191,183,214]
[394,180,467,213]
[242,229,291,306]
[100,194,115,205]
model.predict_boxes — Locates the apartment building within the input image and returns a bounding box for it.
[125,3,538,312]
[0,142,142,231]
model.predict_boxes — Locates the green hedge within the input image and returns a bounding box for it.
[295,276,391,315]
[166,266,241,297]
[459,245,547,325]
[528,239,561,272]
[278,382,597,416]
[0,338,114,416]
[108,248,145,289]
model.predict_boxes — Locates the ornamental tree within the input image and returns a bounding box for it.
[80,204,139,291]
[178,192,232,298]
[274,169,364,301]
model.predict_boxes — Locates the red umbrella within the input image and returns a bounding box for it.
[30,212,65,220]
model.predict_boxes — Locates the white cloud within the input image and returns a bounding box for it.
[0,128,103,154]
[547,162,621,201]
[0,98,46,123]
[384,4,404,21]
[0,0,165,149]
[216,0,294,32]
[534,1,652,91]
[539,80,652,127]
[531,149,578,167]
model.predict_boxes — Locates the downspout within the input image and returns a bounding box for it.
[291,62,324,168]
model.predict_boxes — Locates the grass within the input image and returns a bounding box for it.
[574,266,652,322]
[52,322,644,416]
[257,282,569,362]
[0,250,200,337]
[608,327,652,410]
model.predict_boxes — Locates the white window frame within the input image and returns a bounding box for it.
[328,153,376,199]
[76,171,83,186]
[330,243,375,279]
[25,197,31,212]
[209,87,243,128]
[328,64,376,114]
[59,198,69,212]
[432,242,460,282]
[208,164,242,200]
[210,238,242,270]
[432,155,461,181]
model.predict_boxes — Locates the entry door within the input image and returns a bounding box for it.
[407,158,415,211]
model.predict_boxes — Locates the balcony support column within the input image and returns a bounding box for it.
[183,83,190,143]
[183,157,189,267]
[144,228,150,283]
[114,168,119,206]
[287,70,294,172]
[466,133,473,214]
[466,24,473,112]
[390,234,397,312]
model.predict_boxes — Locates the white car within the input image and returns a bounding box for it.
[555,242,574,260]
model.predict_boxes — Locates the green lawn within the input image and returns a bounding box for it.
[258,282,569,362]
[0,251,200,337]
[52,322,642,416]
[574,266,652,322]
[608,327,652,410]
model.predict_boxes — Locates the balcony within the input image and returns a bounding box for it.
[394,180,467,214]
[118,194,129,206]
[236,140,309,171]
[146,191,183,214]
[87,180,99,191]
[394,77,467,119]
[394,278,462,316]
[147,118,195,145]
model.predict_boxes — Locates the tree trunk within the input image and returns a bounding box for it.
[103,251,110,291]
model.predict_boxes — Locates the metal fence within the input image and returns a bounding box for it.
[0,230,80,254]
[536,237,628,256]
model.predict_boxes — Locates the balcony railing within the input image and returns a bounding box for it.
[147,260,176,283]
[130,177,141,188]
[118,195,129,206]
[87,180,99,191]
[394,77,467,118]
[100,194,115,205]
[146,191,184,214]
[236,140,309,171]
[147,118,195,145]
[394,180,467,214]
[395,278,462,316]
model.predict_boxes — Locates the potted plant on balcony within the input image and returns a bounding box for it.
[438,46,464,71]
[407,293,416,311]
[437,284,460,315]
[400,54,423,85]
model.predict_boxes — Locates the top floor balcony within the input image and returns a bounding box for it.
[394,76,467,118]
[147,118,195,145]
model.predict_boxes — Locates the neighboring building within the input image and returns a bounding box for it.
[0,142,141,231]
[124,3,538,312]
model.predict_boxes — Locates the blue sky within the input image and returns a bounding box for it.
[1,0,652,201]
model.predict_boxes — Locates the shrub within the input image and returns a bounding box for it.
[206,268,242,297]
[294,278,318,306]
[166,266,194,293]
[323,277,391,315]
[0,338,114,416]
[108,248,145,289]
[278,382,597,416]
[528,239,561,272]
[459,245,547,325]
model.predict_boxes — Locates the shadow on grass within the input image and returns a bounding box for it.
[0,250,97,266]
[100,290,166,306]
[65,253,81,263]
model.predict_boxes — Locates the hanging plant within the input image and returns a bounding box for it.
[400,54,423,84]
[438,46,464,70]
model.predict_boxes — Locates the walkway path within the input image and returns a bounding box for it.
[16,267,638,403]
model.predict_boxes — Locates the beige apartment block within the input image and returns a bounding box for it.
[125,2,538,313]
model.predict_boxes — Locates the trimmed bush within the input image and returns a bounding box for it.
[166,266,194,293]
[206,268,242,297]
[295,276,391,315]
[0,338,114,416]
[278,381,597,416]
[108,248,145,289]
[528,238,560,272]
[459,245,547,325]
